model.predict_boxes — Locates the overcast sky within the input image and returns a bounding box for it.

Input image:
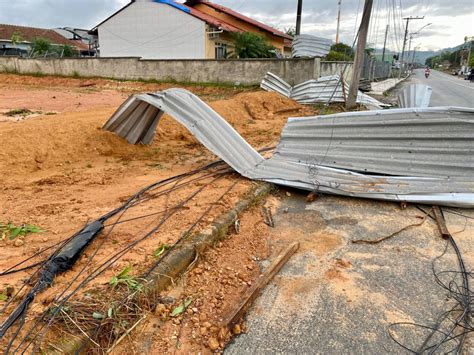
[0,0,472,51]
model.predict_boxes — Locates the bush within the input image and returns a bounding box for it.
[31,37,52,55]
[230,32,276,58]
[329,43,354,59]
[325,50,353,62]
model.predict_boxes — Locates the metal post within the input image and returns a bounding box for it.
[296,0,303,36]
[382,24,389,62]
[346,0,373,109]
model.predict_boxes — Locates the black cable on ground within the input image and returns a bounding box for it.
[388,207,472,353]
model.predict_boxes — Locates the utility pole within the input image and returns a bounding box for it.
[296,0,303,35]
[400,16,424,69]
[381,24,389,62]
[346,0,373,109]
[336,0,342,43]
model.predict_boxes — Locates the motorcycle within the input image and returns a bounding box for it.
[425,72,430,78]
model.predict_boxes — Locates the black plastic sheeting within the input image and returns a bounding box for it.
[0,221,103,337]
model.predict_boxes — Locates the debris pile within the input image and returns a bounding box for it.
[104,88,474,207]
[260,72,388,109]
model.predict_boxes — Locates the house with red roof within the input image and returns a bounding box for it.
[90,0,292,59]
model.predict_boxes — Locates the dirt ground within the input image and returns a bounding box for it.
[0,73,322,352]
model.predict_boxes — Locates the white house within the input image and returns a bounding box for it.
[90,0,292,59]
[91,0,210,59]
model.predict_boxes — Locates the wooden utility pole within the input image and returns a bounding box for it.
[400,16,424,68]
[346,0,373,109]
[296,0,303,35]
[336,0,342,43]
[381,24,389,62]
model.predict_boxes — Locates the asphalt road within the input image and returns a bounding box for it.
[226,189,473,354]
[404,69,474,107]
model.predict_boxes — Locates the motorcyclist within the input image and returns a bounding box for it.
[424,66,431,78]
[469,68,474,83]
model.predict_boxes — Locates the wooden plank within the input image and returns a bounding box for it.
[221,242,299,328]
[433,206,450,239]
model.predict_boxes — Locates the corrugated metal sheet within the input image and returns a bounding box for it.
[292,34,332,58]
[259,72,292,98]
[261,72,388,109]
[103,89,474,207]
[275,107,474,178]
[398,84,432,108]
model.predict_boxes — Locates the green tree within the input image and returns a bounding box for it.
[285,26,296,37]
[31,37,52,55]
[10,31,23,47]
[230,32,276,58]
[329,43,354,59]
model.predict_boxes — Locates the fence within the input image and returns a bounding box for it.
[361,55,392,81]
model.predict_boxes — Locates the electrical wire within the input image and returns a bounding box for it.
[388,207,472,354]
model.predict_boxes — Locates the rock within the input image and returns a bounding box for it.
[208,337,220,351]
[13,239,24,247]
[232,324,242,335]
[200,327,208,336]
[199,313,207,322]
[283,208,289,213]
[202,321,212,329]
[285,191,291,197]
[155,303,166,315]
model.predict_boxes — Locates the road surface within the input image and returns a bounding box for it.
[226,189,473,354]
[403,69,474,107]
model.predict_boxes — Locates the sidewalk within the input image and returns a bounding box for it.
[368,76,408,95]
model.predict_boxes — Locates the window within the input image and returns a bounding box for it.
[215,42,227,59]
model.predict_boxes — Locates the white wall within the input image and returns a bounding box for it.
[98,1,206,59]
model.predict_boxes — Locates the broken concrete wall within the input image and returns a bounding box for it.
[0,56,323,85]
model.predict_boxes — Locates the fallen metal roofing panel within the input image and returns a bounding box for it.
[292,34,332,58]
[261,73,387,109]
[259,72,292,98]
[398,84,432,108]
[103,89,474,207]
[275,107,474,178]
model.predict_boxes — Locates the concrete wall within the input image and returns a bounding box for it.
[98,1,206,59]
[321,61,353,83]
[0,56,320,85]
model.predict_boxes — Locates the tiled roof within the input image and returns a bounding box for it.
[185,1,293,40]
[0,24,76,46]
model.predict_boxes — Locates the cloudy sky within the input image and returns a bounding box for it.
[0,0,472,51]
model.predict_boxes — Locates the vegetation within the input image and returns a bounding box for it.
[61,44,77,57]
[109,265,141,291]
[0,222,45,240]
[284,26,296,37]
[31,37,52,55]
[425,41,473,68]
[10,31,24,47]
[325,42,354,61]
[229,32,276,58]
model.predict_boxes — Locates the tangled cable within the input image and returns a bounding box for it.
[388,207,472,354]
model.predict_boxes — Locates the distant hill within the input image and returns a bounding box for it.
[372,42,468,64]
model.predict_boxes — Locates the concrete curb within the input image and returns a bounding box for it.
[145,182,273,298]
[53,182,273,353]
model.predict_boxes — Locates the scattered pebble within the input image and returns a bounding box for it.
[208,337,220,351]
[13,238,24,247]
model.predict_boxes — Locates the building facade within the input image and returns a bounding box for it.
[91,0,292,60]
